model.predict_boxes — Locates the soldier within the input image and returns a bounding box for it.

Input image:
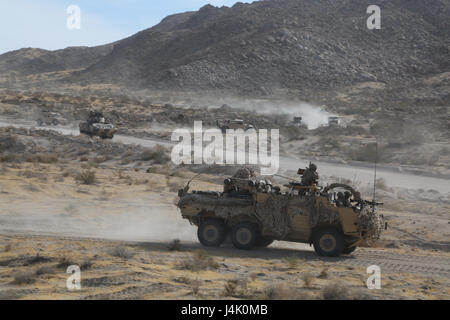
[343,191,352,207]
[299,163,319,187]
[87,111,104,124]
[336,192,345,207]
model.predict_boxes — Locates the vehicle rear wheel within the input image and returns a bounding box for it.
[197,219,226,247]
[312,227,345,257]
[231,222,258,250]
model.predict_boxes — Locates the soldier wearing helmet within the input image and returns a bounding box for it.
[299,162,319,187]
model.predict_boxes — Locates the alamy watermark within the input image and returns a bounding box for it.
[171,121,279,176]
[367,5,381,30]
[67,5,81,30]
[66,265,81,290]
[366,265,381,290]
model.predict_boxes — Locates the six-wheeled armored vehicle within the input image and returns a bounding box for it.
[177,170,385,257]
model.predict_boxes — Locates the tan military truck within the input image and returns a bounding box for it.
[177,174,385,257]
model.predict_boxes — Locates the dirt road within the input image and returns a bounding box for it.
[1,120,449,193]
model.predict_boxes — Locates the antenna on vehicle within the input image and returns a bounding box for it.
[372,141,378,212]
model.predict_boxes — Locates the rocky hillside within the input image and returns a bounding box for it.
[0,45,113,75]
[72,0,449,95]
[1,0,449,97]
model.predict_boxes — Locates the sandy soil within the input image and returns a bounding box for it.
[0,125,448,300]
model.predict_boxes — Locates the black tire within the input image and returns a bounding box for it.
[221,126,229,134]
[312,227,345,257]
[197,219,226,247]
[256,237,274,248]
[231,222,259,250]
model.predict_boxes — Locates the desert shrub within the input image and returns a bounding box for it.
[223,279,238,297]
[140,145,170,164]
[35,265,56,276]
[301,272,315,288]
[176,250,219,271]
[75,170,97,185]
[318,136,340,151]
[167,239,181,251]
[262,284,311,300]
[57,256,76,269]
[4,244,11,252]
[110,246,135,260]
[281,126,307,141]
[25,153,58,164]
[342,126,367,136]
[282,256,300,269]
[191,279,201,296]
[347,143,387,162]
[12,271,36,285]
[318,268,328,279]
[27,254,52,265]
[322,283,352,300]
[0,136,24,153]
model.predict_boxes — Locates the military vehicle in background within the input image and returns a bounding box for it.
[328,116,340,127]
[79,111,117,139]
[292,115,307,128]
[217,119,256,134]
[177,168,385,257]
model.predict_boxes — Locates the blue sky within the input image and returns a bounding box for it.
[0,0,252,54]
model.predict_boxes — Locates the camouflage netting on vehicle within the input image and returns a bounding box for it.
[358,205,385,242]
[177,193,253,218]
[255,194,291,238]
[306,197,339,227]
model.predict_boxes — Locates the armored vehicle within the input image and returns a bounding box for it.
[177,170,385,257]
[217,119,255,134]
[328,116,340,127]
[79,111,117,139]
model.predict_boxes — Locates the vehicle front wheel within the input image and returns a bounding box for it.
[197,219,227,247]
[312,227,345,257]
[231,222,259,250]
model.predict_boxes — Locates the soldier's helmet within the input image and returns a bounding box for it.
[309,163,318,172]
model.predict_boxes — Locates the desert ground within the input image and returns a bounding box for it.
[0,125,448,300]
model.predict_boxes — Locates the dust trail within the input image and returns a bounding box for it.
[0,199,197,242]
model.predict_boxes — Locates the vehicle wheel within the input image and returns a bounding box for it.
[256,237,274,248]
[221,127,229,134]
[231,222,258,250]
[312,227,345,257]
[342,245,357,254]
[197,219,226,247]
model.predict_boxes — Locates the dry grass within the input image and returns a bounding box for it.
[75,170,97,185]
[109,246,135,260]
[300,272,315,288]
[322,282,352,300]
[283,256,301,269]
[176,250,219,272]
[262,284,312,300]
[139,145,170,164]
[25,153,58,164]
[12,271,36,285]
[167,239,182,251]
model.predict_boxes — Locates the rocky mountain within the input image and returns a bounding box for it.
[1,0,449,96]
[0,45,113,75]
